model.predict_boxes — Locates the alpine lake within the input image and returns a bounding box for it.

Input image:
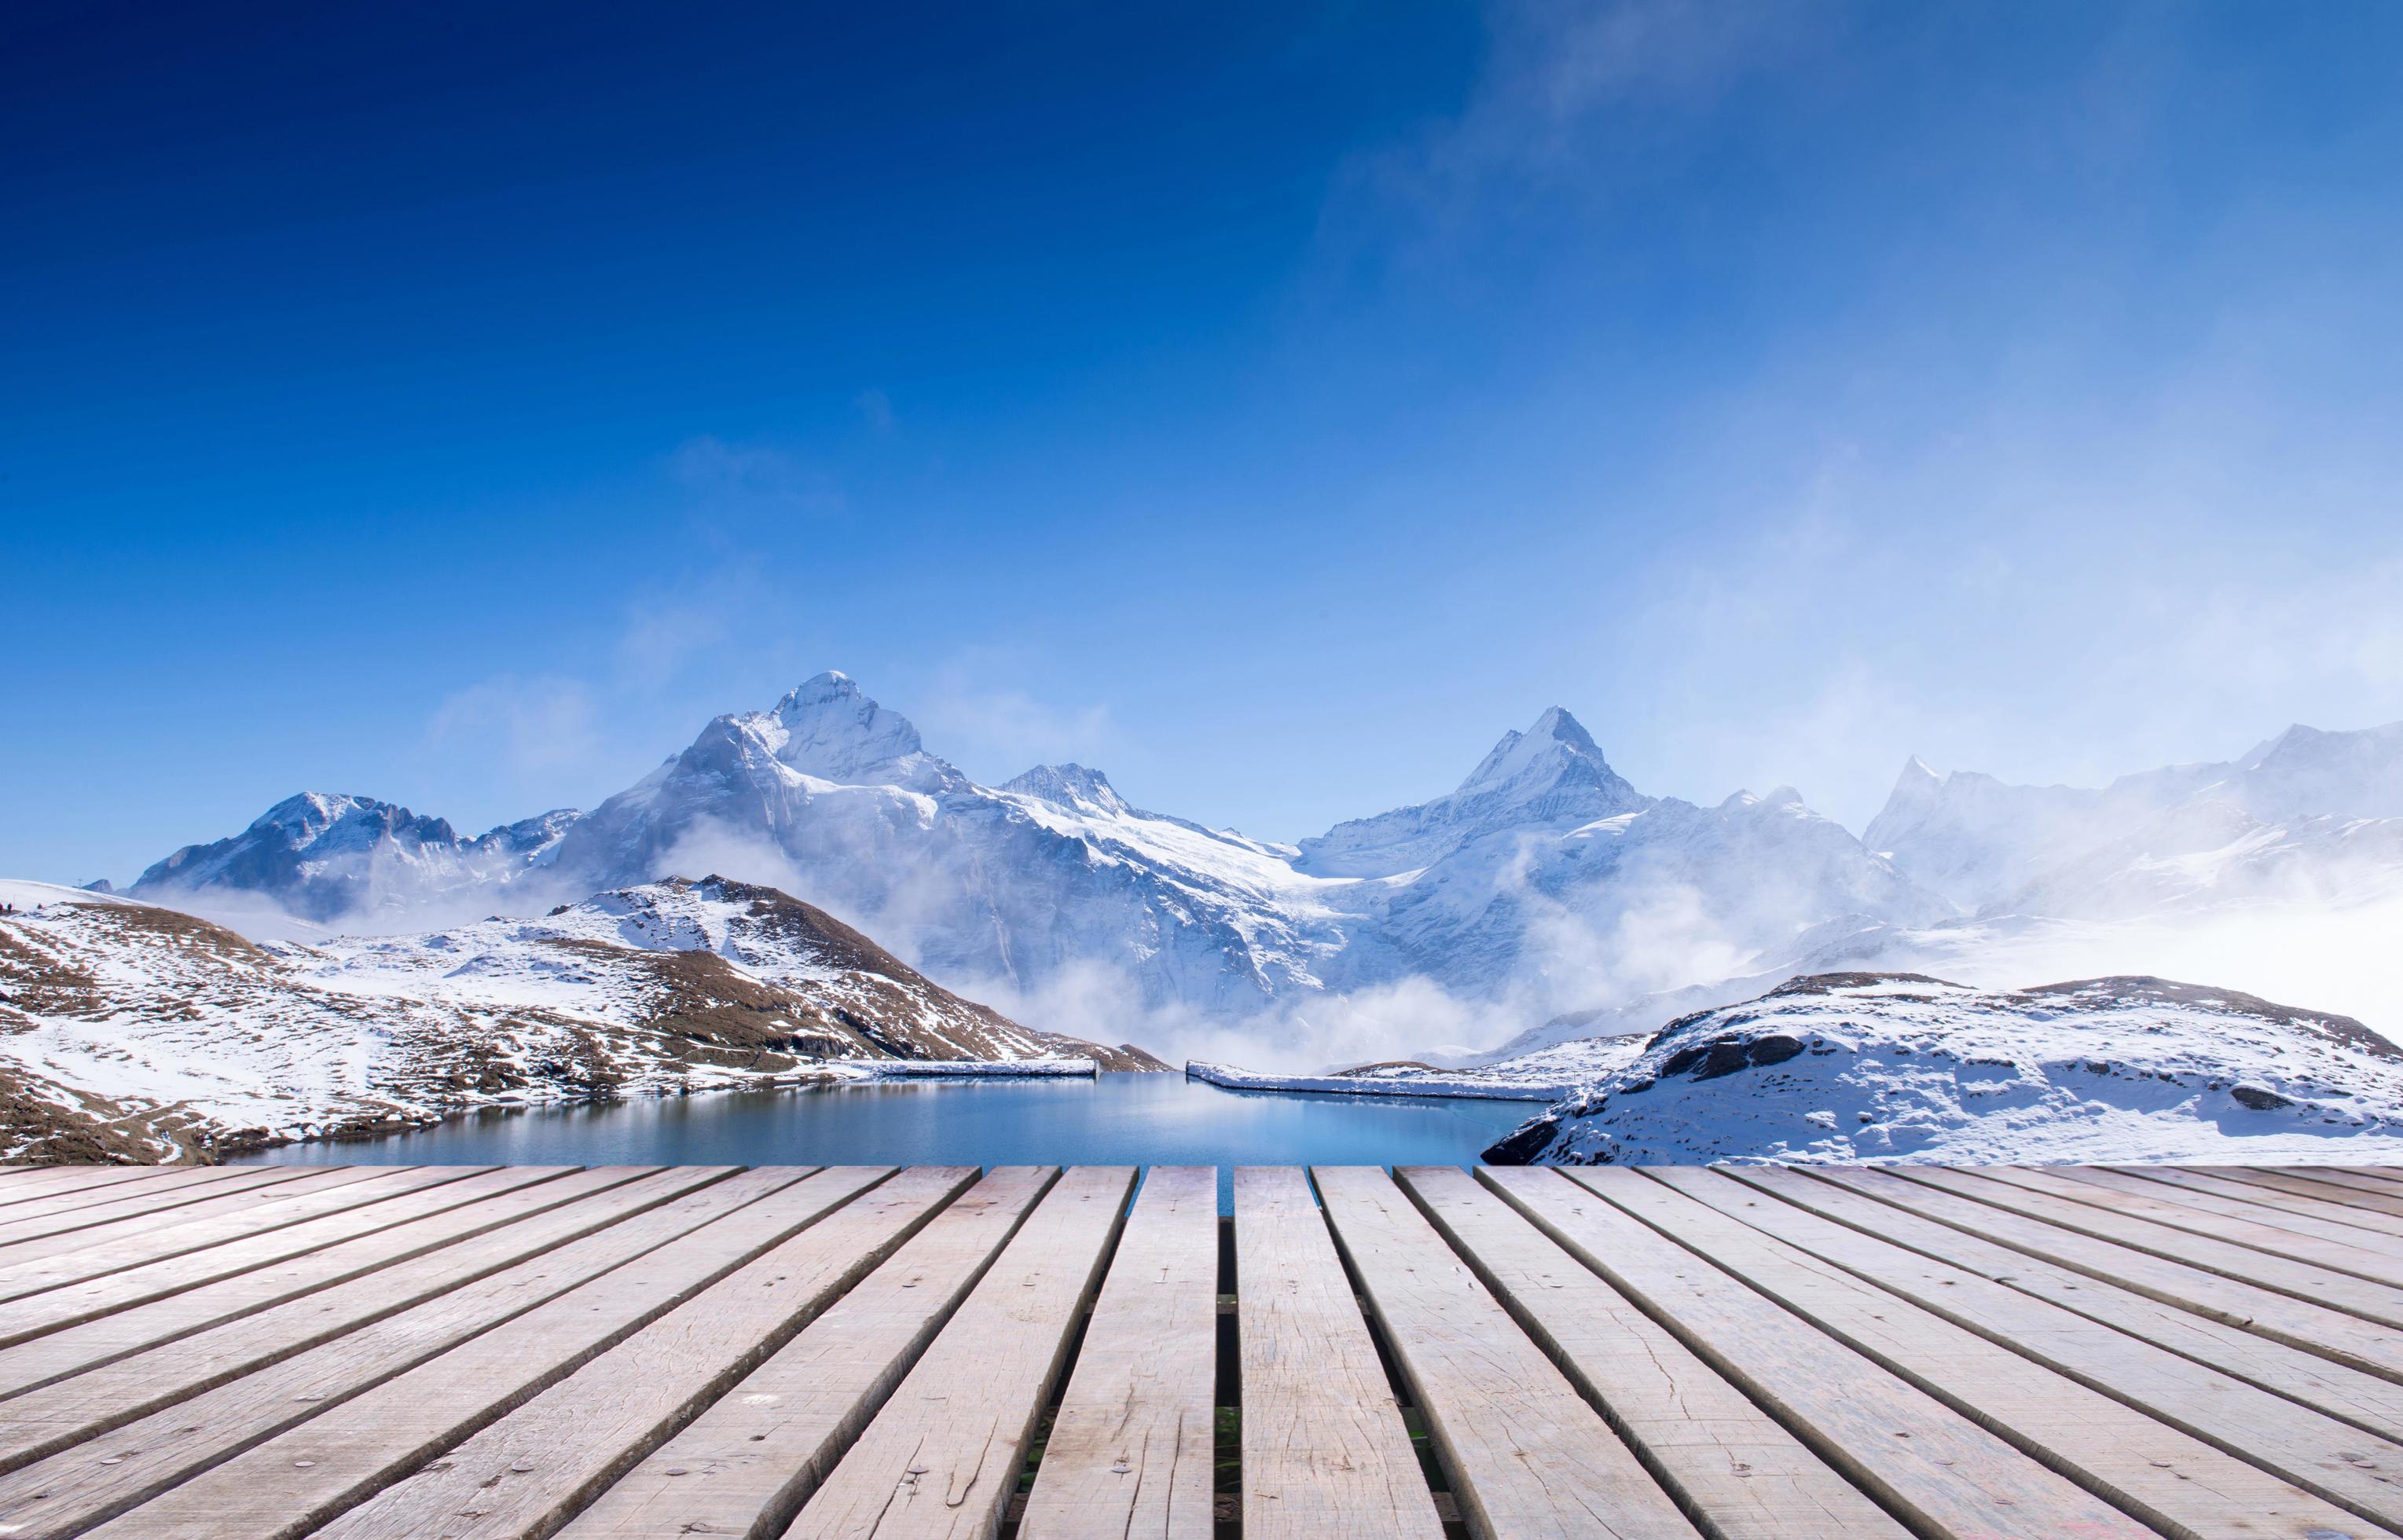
[230,1072,1532,1212]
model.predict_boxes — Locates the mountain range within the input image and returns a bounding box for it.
[122,672,2403,1054]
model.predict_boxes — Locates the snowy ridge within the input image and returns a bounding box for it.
[1866,718,2403,918]
[0,877,1150,1162]
[113,675,2403,1067]
[134,793,578,924]
[1482,971,2403,1167]
[124,672,1954,1036]
[1183,1032,1638,1102]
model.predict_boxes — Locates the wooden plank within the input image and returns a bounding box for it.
[1899,1167,2403,1329]
[1481,1167,2153,1540]
[0,1167,776,1538]
[0,1166,281,1233]
[786,1165,1136,1540]
[1576,1167,2378,1540]
[2301,1166,2403,1193]
[1396,1166,1910,1540]
[80,1167,886,1540]
[1660,1166,2403,1533]
[0,1164,387,1266]
[2197,1167,2403,1222]
[1235,1164,1442,1540]
[1996,1166,2403,1283]
[0,1166,563,1360]
[0,1163,496,1314]
[0,1164,182,1208]
[1018,1165,1218,1540]
[1318,1165,1700,1539]
[310,1167,981,1539]
[1822,1166,2403,1386]
[557,1166,1056,1540]
[2107,1164,2403,1242]
[1736,1166,2403,1446]
[0,1167,687,1464]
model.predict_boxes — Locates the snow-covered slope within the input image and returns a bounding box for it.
[134,793,579,924]
[131,673,1946,1039]
[0,877,1150,1162]
[1483,972,2403,1166]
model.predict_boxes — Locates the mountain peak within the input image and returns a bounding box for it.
[758,671,935,785]
[1458,706,1609,793]
[1001,763,1131,816]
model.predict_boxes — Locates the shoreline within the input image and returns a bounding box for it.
[1183,1059,1578,1102]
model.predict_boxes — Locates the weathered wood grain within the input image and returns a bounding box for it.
[0,1167,680,1465]
[557,1166,1055,1540]
[0,1166,577,1370]
[1736,1165,2403,1446]
[2269,1167,2403,1204]
[1396,1165,1909,1540]
[0,1165,382,1266]
[1236,1165,1442,1540]
[1826,1164,2403,1384]
[2001,1166,2403,1282]
[311,1167,980,1540]
[2105,1164,2403,1243]
[785,1165,1137,1540]
[1481,1167,2152,1540]
[0,1167,288,1237]
[1582,1167,2379,1540]
[0,1167,765,1538]
[80,1168,879,1540]
[1902,1167,2403,1327]
[2236,1168,2403,1217]
[0,1165,176,1208]
[1018,1165,1218,1540]
[1319,1165,1700,1539]
[1658,1165,2403,1533]
[0,1164,502,1318]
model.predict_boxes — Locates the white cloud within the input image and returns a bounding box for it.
[424,674,604,783]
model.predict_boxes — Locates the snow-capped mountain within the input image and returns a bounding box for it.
[1866,719,2403,917]
[541,673,1352,1018]
[1296,706,1645,877]
[134,792,579,923]
[0,875,1152,1162]
[1480,971,2403,1166]
[129,673,1949,1036]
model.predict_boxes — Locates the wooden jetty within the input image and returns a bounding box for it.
[0,1160,2398,1538]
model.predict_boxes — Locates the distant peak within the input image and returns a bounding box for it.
[249,792,380,834]
[1458,706,1610,793]
[1528,706,1599,753]
[772,669,867,713]
[1003,763,1129,814]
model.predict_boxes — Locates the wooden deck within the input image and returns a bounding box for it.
[0,1162,2398,1538]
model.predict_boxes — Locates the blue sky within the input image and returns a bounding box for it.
[6,0,2401,885]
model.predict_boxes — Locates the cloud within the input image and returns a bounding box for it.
[853,388,895,434]
[1328,0,1811,249]
[424,674,604,783]
[915,657,1118,780]
[669,436,846,519]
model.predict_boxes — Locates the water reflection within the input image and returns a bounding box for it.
[232,1072,1532,1212]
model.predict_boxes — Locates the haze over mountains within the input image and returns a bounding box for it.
[122,671,2403,1064]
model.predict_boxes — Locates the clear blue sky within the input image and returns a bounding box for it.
[6,1,2401,885]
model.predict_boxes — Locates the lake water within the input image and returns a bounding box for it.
[233,1072,1532,1212]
